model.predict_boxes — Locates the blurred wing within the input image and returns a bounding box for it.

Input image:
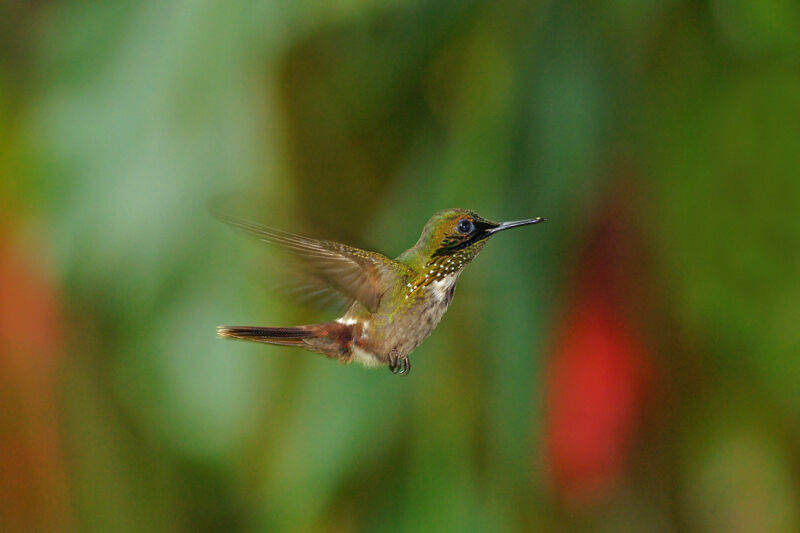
[217,213,406,312]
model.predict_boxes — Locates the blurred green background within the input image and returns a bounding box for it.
[2,0,799,531]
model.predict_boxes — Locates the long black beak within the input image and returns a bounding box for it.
[487,217,547,234]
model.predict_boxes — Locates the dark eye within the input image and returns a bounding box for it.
[457,218,474,234]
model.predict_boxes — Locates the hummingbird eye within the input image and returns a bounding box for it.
[456,218,474,234]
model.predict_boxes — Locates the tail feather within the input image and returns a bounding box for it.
[216,325,314,346]
[217,322,355,360]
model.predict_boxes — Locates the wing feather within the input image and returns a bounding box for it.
[217,213,407,312]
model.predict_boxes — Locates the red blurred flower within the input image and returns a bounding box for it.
[545,296,650,504]
[0,226,72,530]
[543,183,654,506]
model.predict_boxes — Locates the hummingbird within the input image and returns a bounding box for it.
[217,209,546,374]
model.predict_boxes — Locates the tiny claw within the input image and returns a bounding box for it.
[388,352,411,375]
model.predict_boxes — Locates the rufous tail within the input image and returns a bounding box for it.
[216,322,354,359]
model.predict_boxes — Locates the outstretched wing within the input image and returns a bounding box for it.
[217,213,407,312]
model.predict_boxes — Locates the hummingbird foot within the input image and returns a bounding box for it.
[388,350,411,375]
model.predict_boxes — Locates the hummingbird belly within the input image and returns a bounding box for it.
[351,275,458,366]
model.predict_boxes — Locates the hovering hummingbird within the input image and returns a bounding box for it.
[217,209,546,374]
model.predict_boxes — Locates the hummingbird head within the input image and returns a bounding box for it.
[401,208,547,272]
